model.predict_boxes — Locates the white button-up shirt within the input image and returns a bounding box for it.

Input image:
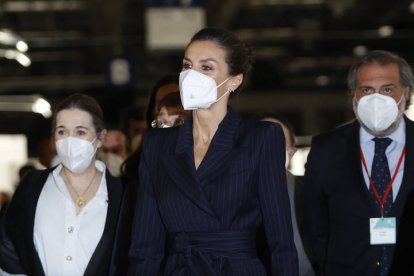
[33,161,108,276]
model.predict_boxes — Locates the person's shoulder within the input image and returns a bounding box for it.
[18,168,51,188]
[140,126,181,158]
[142,126,180,144]
[236,118,284,146]
[240,118,283,135]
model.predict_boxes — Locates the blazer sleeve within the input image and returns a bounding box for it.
[128,143,167,275]
[257,123,299,276]
[302,136,330,271]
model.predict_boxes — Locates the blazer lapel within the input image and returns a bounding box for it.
[161,113,217,218]
[196,107,246,181]
[346,121,379,217]
[26,169,51,276]
[85,171,123,276]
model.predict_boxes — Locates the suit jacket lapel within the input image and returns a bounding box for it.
[196,107,246,181]
[346,121,379,217]
[162,112,217,218]
[162,107,244,218]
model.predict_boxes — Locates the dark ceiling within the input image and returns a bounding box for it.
[1,0,414,155]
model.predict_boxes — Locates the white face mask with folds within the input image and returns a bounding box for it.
[355,93,404,134]
[56,136,97,173]
[179,69,232,110]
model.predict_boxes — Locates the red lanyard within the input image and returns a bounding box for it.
[360,145,406,217]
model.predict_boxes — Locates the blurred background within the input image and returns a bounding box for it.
[2,0,414,192]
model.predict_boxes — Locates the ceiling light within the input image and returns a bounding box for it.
[0,49,31,67]
[316,75,330,86]
[0,95,52,118]
[410,2,414,13]
[16,41,28,52]
[377,25,394,37]
[353,45,368,56]
[32,98,52,118]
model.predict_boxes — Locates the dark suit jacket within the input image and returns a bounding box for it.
[4,166,123,276]
[303,118,414,276]
[389,188,414,276]
[128,108,298,276]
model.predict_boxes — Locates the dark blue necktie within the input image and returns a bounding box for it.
[371,137,392,276]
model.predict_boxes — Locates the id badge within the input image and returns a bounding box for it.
[370,217,396,245]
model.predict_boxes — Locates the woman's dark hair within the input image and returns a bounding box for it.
[145,74,179,128]
[189,27,254,92]
[52,93,105,134]
[156,91,182,113]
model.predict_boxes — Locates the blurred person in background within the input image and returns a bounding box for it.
[121,107,147,153]
[100,129,129,176]
[2,93,123,276]
[18,163,37,180]
[150,91,188,129]
[37,136,58,168]
[145,74,180,128]
[102,129,129,160]
[127,27,298,275]
[303,50,414,276]
[261,116,316,276]
[0,192,10,218]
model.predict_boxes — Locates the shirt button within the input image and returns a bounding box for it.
[68,226,74,233]
[376,261,380,266]
[66,256,72,261]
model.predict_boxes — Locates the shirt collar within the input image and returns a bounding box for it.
[360,118,406,145]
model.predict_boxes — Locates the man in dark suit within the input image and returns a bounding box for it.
[303,50,414,276]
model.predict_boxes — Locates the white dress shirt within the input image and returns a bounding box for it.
[33,161,108,276]
[360,120,406,202]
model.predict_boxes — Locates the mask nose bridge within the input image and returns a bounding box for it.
[66,135,98,145]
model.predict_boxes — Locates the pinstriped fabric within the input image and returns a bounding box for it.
[128,107,298,275]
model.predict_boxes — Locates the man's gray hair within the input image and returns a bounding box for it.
[347,50,414,99]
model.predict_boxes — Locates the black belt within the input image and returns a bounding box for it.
[166,230,257,275]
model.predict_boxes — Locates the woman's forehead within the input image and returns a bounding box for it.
[56,108,93,127]
[185,40,227,62]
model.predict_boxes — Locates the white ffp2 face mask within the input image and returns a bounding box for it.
[356,93,403,133]
[179,69,231,110]
[56,136,97,173]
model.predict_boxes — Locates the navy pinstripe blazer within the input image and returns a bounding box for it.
[128,107,298,276]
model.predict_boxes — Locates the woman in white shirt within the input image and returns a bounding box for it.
[2,93,123,276]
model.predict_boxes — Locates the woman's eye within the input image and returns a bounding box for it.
[56,129,66,136]
[76,130,86,136]
[201,65,212,71]
[182,63,191,70]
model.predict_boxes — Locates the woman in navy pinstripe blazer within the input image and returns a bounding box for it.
[127,28,298,276]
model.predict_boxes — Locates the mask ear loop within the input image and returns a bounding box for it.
[214,77,234,103]
[396,93,405,105]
